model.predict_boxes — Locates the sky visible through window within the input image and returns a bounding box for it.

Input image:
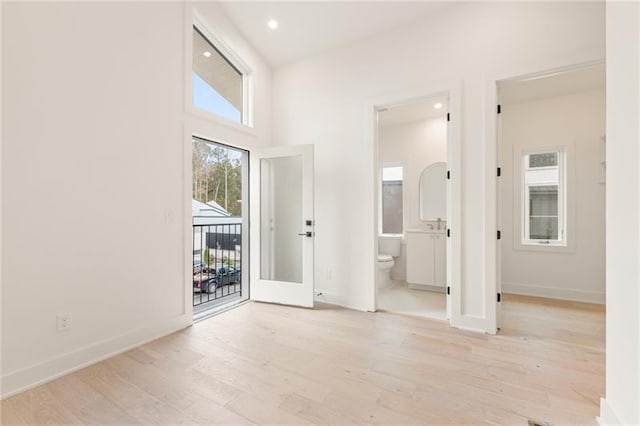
[192,72,241,123]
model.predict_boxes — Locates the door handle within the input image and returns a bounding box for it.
[298,232,313,237]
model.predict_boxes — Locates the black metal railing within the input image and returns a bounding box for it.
[193,222,242,308]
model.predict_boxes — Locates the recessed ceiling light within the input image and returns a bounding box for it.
[203,51,212,58]
[267,19,279,30]
[434,102,443,109]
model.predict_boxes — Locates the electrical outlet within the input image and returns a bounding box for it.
[57,313,72,332]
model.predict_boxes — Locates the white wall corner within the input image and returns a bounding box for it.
[314,291,369,312]
[598,398,623,425]
[0,314,192,400]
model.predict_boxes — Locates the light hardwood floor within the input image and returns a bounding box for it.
[1,295,605,425]
[377,280,447,321]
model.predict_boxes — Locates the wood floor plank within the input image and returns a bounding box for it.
[1,295,604,425]
[1,386,83,426]
[45,375,141,425]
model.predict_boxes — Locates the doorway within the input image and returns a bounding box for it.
[191,136,250,320]
[372,93,457,322]
[190,139,316,320]
[495,64,606,331]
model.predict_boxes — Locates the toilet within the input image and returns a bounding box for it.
[377,234,403,289]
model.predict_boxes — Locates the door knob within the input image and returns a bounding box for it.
[298,231,313,237]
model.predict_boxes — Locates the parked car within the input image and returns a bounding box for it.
[193,263,241,294]
[210,264,241,286]
[193,260,206,275]
[193,275,218,294]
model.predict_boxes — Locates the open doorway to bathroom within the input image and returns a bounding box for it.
[375,95,449,321]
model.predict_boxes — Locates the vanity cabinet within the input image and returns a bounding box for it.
[406,230,446,289]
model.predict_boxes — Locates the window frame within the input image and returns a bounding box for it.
[191,13,254,129]
[380,162,404,235]
[521,147,567,247]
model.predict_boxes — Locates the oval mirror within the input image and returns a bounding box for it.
[419,162,447,221]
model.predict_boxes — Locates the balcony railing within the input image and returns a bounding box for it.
[193,222,242,309]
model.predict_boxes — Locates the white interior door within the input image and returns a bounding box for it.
[250,144,314,307]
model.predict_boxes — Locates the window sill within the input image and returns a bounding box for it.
[188,106,257,138]
[514,241,574,254]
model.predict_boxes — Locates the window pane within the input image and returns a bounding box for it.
[529,185,558,239]
[528,152,558,168]
[193,27,242,123]
[192,138,243,217]
[382,166,403,181]
[260,156,303,283]
[529,217,558,240]
[382,181,403,234]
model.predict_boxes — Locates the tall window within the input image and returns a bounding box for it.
[382,165,403,234]
[192,26,243,123]
[522,150,566,245]
[192,137,243,217]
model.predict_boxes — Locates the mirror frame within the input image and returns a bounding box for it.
[419,161,447,221]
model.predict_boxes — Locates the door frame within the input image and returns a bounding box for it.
[485,59,605,333]
[366,81,462,327]
[184,112,260,320]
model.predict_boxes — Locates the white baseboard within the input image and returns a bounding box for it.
[1,314,192,399]
[408,283,446,293]
[503,282,605,304]
[598,398,623,425]
[452,314,488,333]
[314,291,369,312]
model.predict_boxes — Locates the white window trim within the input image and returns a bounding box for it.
[522,148,565,246]
[513,144,576,253]
[188,10,255,131]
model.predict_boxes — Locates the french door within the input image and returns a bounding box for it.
[249,144,315,307]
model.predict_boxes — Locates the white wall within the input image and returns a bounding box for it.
[600,1,640,424]
[380,117,447,280]
[273,1,605,327]
[500,90,605,303]
[1,1,271,397]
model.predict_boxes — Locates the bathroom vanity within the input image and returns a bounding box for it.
[406,229,447,291]
[405,161,447,292]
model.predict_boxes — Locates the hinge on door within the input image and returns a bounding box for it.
[497,104,502,114]
[447,229,450,238]
[497,167,501,177]
[497,293,502,302]
[447,170,450,180]
[447,286,451,295]
[447,112,450,122]
[497,230,501,240]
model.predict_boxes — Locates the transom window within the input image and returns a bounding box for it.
[381,165,403,234]
[192,26,244,124]
[522,149,566,245]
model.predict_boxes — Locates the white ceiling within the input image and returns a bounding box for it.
[379,95,448,127]
[218,1,452,67]
[499,64,605,105]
